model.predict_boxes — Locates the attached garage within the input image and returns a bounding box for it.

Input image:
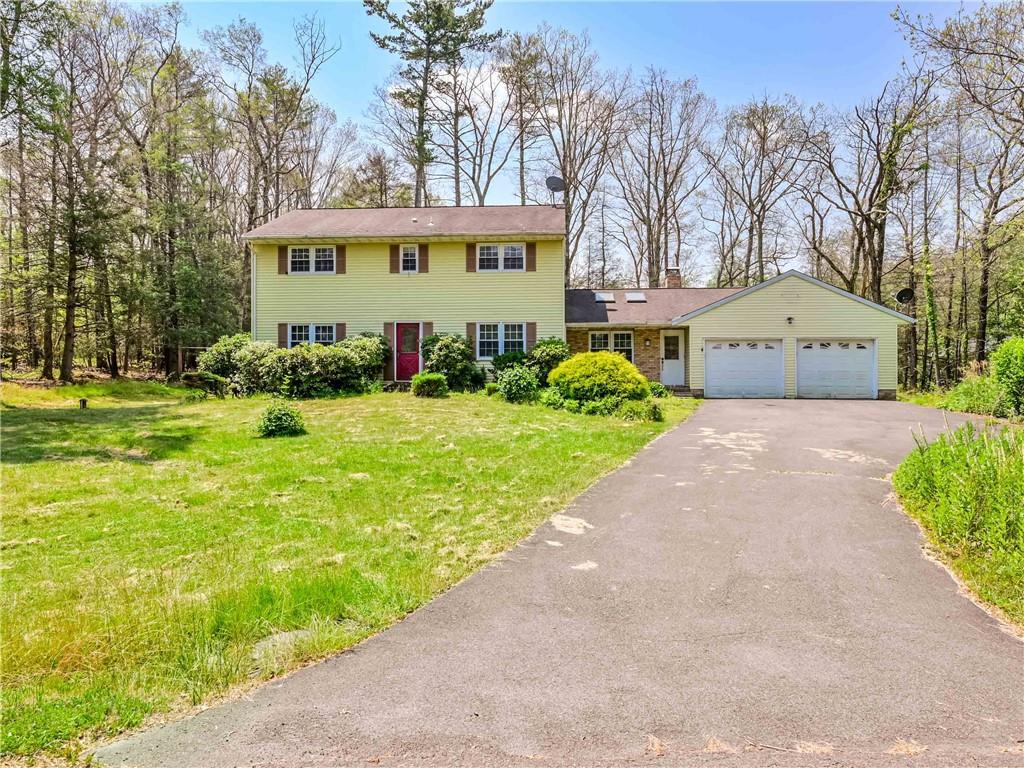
[672,271,914,400]
[797,340,875,399]
[705,340,784,398]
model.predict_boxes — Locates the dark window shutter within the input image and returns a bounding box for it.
[277,323,288,348]
[465,243,476,272]
[335,245,346,274]
[422,321,433,339]
[466,322,476,358]
[278,246,288,274]
[526,322,537,351]
[383,322,395,380]
[419,244,429,273]
[335,323,346,341]
[525,242,537,272]
[389,244,400,273]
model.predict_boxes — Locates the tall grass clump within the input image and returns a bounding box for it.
[893,423,1024,622]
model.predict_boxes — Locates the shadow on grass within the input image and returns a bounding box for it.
[1,405,200,464]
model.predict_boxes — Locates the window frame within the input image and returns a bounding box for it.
[289,245,335,275]
[400,243,419,274]
[477,242,526,273]
[589,331,610,353]
[288,323,336,348]
[612,331,634,362]
[475,321,527,360]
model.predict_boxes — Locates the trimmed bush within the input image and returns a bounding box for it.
[527,337,571,386]
[422,334,485,392]
[491,351,527,376]
[339,333,390,379]
[945,372,1009,418]
[181,371,228,397]
[198,334,252,379]
[411,371,449,398]
[615,399,664,422]
[256,401,306,437]
[548,352,650,404]
[497,364,539,403]
[649,382,669,399]
[991,337,1024,415]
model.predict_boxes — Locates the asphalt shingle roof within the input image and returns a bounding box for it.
[565,287,742,325]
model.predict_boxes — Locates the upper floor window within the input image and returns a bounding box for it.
[476,322,526,359]
[290,245,334,274]
[401,244,419,273]
[478,243,526,272]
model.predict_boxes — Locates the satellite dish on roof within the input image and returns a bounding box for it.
[545,176,566,193]
[895,287,915,304]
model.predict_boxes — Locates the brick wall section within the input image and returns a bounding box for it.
[567,326,663,382]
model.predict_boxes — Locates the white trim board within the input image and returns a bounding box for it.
[670,270,915,325]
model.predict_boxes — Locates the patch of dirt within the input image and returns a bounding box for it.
[886,738,928,756]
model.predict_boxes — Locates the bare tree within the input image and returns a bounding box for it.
[535,24,629,283]
[610,69,712,287]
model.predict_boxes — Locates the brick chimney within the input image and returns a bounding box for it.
[664,268,682,288]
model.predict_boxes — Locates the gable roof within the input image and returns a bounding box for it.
[670,270,916,324]
[243,205,565,240]
[566,287,742,325]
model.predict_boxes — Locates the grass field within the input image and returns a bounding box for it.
[893,423,1024,626]
[1,381,698,759]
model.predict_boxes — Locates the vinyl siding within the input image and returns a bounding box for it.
[686,274,905,397]
[252,238,565,344]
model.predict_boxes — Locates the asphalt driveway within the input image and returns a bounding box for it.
[96,400,1023,767]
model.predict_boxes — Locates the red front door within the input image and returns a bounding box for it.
[395,323,421,381]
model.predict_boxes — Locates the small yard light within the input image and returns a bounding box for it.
[79,398,88,409]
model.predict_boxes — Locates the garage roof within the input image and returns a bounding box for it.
[566,287,741,325]
[669,270,915,324]
[243,205,566,240]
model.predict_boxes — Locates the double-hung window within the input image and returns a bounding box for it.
[477,243,525,272]
[589,331,633,362]
[290,245,334,274]
[476,322,526,359]
[400,244,419,273]
[289,323,335,348]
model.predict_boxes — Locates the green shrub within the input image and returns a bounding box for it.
[539,387,566,410]
[945,373,1009,418]
[527,337,571,386]
[615,399,664,422]
[579,396,622,416]
[338,333,390,379]
[484,382,499,396]
[991,337,1024,415]
[422,334,484,391]
[197,334,251,379]
[233,341,278,395]
[180,371,228,397]
[183,388,209,404]
[491,351,528,376]
[649,382,669,399]
[411,371,449,398]
[894,423,1023,620]
[497,364,539,403]
[548,352,650,404]
[256,401,306,437]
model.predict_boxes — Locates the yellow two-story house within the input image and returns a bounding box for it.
[245,204,913,398]
[244,206,566,382]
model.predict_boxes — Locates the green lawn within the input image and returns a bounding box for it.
[1,382,698,758]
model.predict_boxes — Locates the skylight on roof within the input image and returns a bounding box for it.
[625,291,647,303]
[594,292,615,303]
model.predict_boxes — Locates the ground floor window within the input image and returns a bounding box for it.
[589,331,633,362]
[290,323,335,348]
[476,322,526,359]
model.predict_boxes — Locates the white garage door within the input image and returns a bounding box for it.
[705,340,784,398]
[797,340,875,399]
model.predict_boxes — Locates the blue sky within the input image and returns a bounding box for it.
[176,1,964,203]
